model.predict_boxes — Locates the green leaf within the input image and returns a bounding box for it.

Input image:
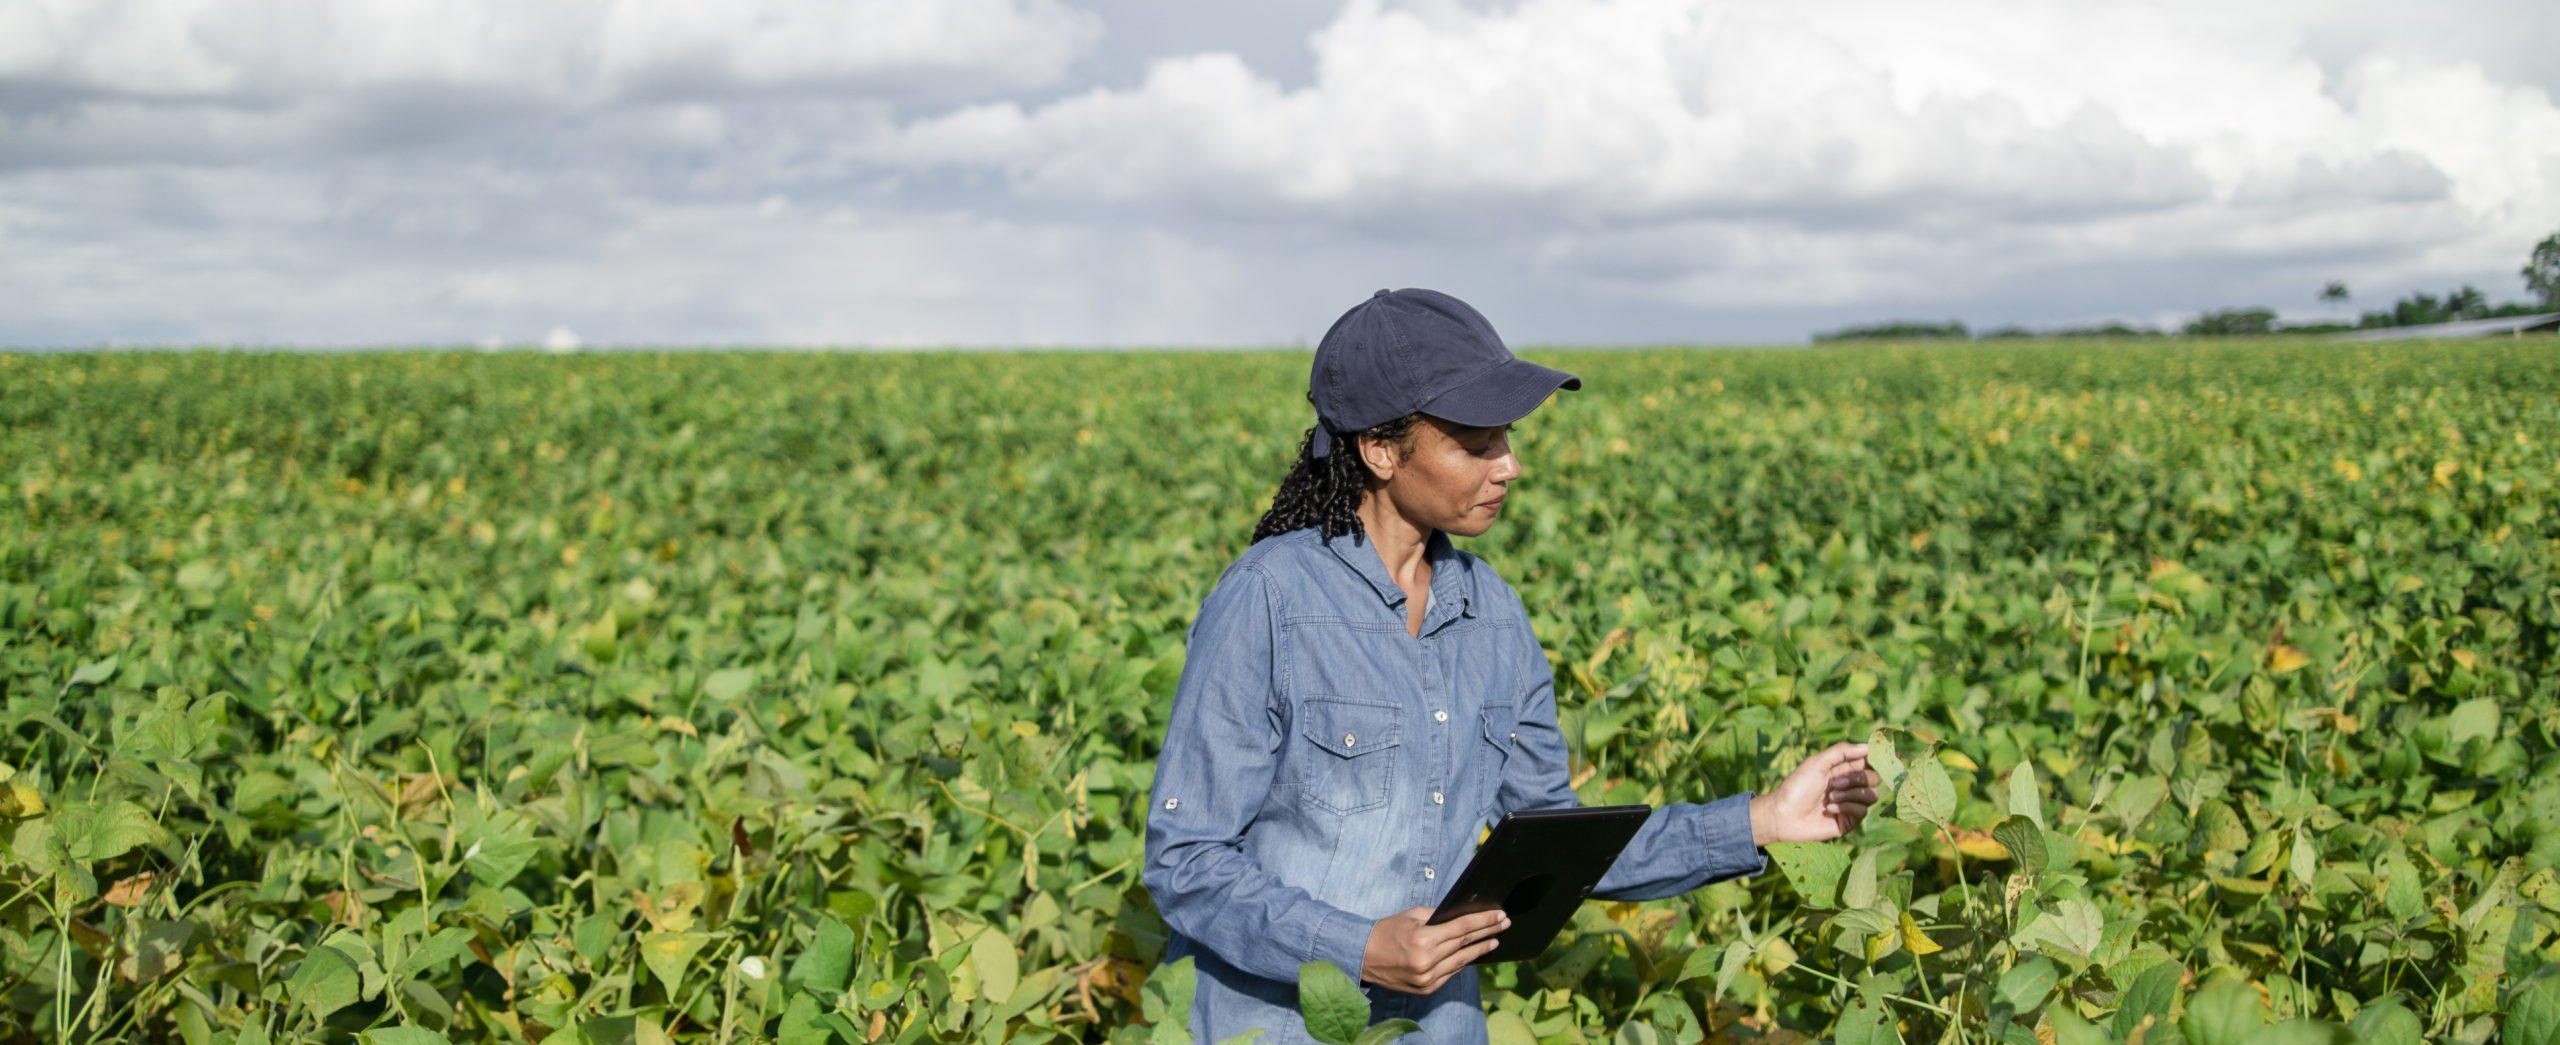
[363,1029,454,1045]
[1767,841,1850,909]
[1865,729,1906,793]
[640,930,710,996]
[1143,956,1198,1030]
[2045,1007,2111,1045]
[853,977,904,1012]
[1897,754,1955,827]
[1296,960,1369,1045]
[1997,957,2059,1014]
[704,667,758,702]
[2105,775,2167,827]
[2380,850,2423,920]
[777,992,832,1045]
[456,804,540,886]
[59,799,166,863]
[790,917,858,994]
[69,656,119,688]
[2444,698,2499,747]
[2510,974,2560,1045]
[2008,761,2044,828]
[285,944,365,1021]
[2347,999,2422,1045]
[2256,1021,2352,1045]
[2111,960,2184,1040]
[970,929,1020,1006]
[1992,817,2049,874]
[396,927,477,981]
[1842,847,1880,909]
[2289,827,2319,887]
[1487,1011,1539,1045]
[2014,897,2102,962]
[1351,1019,1423,1045]
[1832,998,1902,1045]
[2182,975,2266,1045]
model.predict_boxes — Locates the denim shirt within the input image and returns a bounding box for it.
[1142,527,1767,1044]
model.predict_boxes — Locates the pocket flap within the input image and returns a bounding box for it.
[1480,702,1517,749]
[1301,699,1402,758]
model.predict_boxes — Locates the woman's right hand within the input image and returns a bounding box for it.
[1361,907,1510,994]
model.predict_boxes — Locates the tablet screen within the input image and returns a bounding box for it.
[1425,804,1652,964]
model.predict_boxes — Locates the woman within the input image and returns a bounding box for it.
[1142,288,1881,1043]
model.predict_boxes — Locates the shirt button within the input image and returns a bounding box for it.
[1163,798,1179,810]
[1432,791,1444,805]
[1434,709,1448,722]
[1423,866,1436,880]
[1343,733,1357,748]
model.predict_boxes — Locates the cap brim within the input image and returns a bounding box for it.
[1416,358,1582,428]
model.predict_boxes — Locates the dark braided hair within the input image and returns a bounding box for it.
[1252,409,1421,543]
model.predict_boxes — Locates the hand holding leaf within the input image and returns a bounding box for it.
[1749,742,1883,845]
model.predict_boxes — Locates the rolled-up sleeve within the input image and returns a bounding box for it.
[1496,627,1768,901]
[1143,562,1373,984]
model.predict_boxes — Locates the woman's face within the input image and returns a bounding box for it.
[1362,415,1522,538]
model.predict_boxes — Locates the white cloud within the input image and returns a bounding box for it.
[876,0,2558,313]
[0,0,1101,103]
[2,0,2555,347]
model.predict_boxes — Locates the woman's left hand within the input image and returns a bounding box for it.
[1748,742,1883,845]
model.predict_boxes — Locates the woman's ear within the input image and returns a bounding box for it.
[1357,433,1398,484]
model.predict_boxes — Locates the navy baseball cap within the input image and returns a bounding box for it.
[1307,288,1581,458]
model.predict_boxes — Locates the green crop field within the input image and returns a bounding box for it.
[4,339,2558,1045]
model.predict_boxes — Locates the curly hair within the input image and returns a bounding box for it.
[1252,411,1421,544]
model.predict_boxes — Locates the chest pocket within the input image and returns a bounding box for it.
[1477,702,1518,821]
[1300,698,1403,816]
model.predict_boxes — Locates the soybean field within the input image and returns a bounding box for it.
[4,339,2559,1045]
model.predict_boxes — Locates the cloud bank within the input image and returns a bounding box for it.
[3,0,2554,346]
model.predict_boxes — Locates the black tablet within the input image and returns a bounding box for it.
[1424,804,1653,965]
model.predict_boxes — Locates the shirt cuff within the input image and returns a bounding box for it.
[1305,903,1373,984]
[1700,791,1770,882]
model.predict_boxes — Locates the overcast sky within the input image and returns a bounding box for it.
[5,0,2556,348]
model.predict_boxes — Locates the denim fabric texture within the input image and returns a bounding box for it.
[1142,527,1769,1044]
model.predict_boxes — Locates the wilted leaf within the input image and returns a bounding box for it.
[104,870,158,906]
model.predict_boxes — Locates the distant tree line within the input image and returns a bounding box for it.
[1815,231,2560,342]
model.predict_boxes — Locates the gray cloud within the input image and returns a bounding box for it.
[1,0,2554,349]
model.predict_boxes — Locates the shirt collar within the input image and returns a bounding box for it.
[1322,527,1476,620]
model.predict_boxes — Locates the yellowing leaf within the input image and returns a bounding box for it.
[1938,749,1978,772]
[640,931,710,995]
[1952,830,2012,861]
[2265,645,2310,674]
[0,782,42,819]
[1899,912,1943,956]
